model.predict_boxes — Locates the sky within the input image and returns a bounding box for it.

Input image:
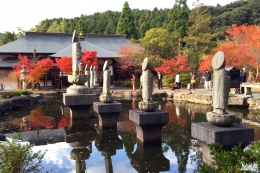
[0,0,237,33]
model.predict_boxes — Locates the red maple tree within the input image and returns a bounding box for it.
[55,56,72,74]
[154,55,189,76]
[225,24,260,71]
[199,54,213,72]
[55,51,98,74]
[13,55,53,87]
[116,44,144,75]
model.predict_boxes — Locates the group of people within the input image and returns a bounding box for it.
[240,68,255,94]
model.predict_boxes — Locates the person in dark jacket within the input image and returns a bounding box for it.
[240,68,247,94]
[204,70,212,91]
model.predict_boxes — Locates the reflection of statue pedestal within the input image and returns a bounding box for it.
[191,122,254,164]
[129,110,169,143]
[70,148,90,173]
[93,101,122,127]
[65,117,97,145]
[95,125,123,173]
[65,117,97,173]
[130,140,169,173]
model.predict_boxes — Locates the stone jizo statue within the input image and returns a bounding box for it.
[99,61,113,103]
[90,65,93,88]
[71,30,83,76]
[206,51,235,126]
[138,57,158,111]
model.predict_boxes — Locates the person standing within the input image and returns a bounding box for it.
[240,68,247,94]
[157,71,162,89]
[175,72,181,91]
[190,72,196,91]
[131,74,136,90]
[204,70,212,91]
[247,69,255,83]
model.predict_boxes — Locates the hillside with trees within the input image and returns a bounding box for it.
[1,0,260,84]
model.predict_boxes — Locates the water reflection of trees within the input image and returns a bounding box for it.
[160,100,191,173]
[10,100,70,131]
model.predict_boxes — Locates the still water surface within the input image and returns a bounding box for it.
[1,98,259,173]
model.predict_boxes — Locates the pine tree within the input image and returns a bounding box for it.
[116,1,137,39]
[167,0,190,38]
[183,0,216,69]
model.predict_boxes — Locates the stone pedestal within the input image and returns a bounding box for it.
[93,101,122,127]
[130,140,169,173]
[129,109,169,143]
[63,93,96,106]
[191,122,254,164]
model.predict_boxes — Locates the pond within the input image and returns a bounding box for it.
[1,98,260,173]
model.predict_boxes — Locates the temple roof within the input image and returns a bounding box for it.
[50,41,118,58]
[0,32,130,55]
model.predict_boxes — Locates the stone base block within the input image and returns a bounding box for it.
[93,102,122,127]
[93,101,122,113]
[129,110,169,143]
[63,93,96,106]
[129,109,169,125]
[191,122,254,146]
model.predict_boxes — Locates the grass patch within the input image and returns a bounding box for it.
[0,90,33,99]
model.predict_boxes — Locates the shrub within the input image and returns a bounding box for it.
[122,79,132,87]
[0,138,46,173]
[162,75,175,87]
[199,142,260,173]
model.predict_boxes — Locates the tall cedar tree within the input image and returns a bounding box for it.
[167,0,190,38]
[183,1,216,70]
[116,1,137,39]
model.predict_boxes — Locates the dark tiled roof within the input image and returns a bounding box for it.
[0,32,130,54]
[50,41,118,58]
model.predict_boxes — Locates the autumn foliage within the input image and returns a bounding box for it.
[155,55,189,76]
[206,24,260,72]
[13,55,53,85]
[55,56,72,74]
[199,55,213,72]
[116,44,144,74]
[55,51,98,74]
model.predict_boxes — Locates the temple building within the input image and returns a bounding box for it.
[0,32,130,89]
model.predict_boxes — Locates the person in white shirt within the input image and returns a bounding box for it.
[175,72,181,91]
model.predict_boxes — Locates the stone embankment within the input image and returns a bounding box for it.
[111,89,250,107]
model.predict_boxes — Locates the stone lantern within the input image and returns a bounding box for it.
[20,65,29,90]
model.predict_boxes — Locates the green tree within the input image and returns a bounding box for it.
[139,28,179,59]
[167,0,190,38]
[0,31,17,45]
[183,0,216,69]
[116,1,137,39]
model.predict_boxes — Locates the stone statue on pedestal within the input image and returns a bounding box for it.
[138,57,158,111]
[99,61,113,103]
[66,30,90,94]
[93,66,97,84]
[206,51,235,126]
[85,64,90,88]
[72,30,83,76]
[90,66,93,88]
